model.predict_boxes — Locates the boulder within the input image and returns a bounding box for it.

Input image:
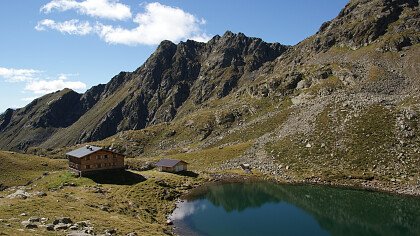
[33,191,47,197]
[28,217,40,223]
[54,223,70,231]
[75,221,89,228]
[67,231,93,236]
[46,224,54,231]
[53,217,73,225]
[21,220,38,229]
[7,190,30,199]
[105,228,117,235]
[69,225,79,230]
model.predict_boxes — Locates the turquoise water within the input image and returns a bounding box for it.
[171,182,420,236]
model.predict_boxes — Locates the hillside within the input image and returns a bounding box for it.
[0,151,206,235]
[0,151,65,189]
[0,0,419,194]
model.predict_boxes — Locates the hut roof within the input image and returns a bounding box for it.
[66,145,102,158]
[155,159,187,167]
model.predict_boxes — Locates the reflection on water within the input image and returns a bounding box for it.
[171,183,420,236]
[171,201,207,220]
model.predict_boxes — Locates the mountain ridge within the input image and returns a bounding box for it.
[0,31,288,150]
[0,0,419,156]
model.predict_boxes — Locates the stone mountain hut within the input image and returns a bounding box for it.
[155,159,188,173]
[66,145,125,176]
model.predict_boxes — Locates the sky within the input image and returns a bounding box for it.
[0,0,348,113]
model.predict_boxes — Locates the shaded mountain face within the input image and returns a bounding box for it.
[0,32,287,150]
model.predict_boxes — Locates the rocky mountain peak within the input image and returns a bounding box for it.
[313,0,419,51]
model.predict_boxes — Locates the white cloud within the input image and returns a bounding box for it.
[0,66,87,98]
[35,19,92,35]
[25,79,86,94]
[41,0,132,21]
[0,67,42,82]
[36,2,210,45]
[96,2,211,45]
[170,201,207,220]
[57,73,79,80]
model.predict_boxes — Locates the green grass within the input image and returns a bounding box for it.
[0,151,66,187]
[127,142,252,171]
[0,162,204,235]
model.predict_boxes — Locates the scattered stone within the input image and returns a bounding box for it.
[105,228,117,235]
[33,191,47,197]
[53,217,73,225]
[166,219,173,225]
[305,143,312,148]
[84,227,95,234]
[28,217,40,223]
[40,217,48,223]
[7,190,30,199]
[99,205,109,212]
[76,221,89,228]
[126,233,138,236]
[21,220,38,229]
[285,165,290,170]
[54,223,70,231]
[20,213,27,216]
[69,225,79,230]
[67,232,92,236]
[46,224,54,231]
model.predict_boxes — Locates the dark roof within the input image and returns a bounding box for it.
[155,159,187,167]
[66,145,102,158]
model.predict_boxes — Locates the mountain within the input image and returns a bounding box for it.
[0,32,287,150]
[1,0,419,191]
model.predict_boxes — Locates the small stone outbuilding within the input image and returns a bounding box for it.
[155,159,188,173]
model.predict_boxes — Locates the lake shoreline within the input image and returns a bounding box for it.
[204,172,420,197]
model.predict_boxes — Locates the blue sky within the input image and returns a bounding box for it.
[0,0,348,113]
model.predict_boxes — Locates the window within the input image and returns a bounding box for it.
[86,156,90,161]
[113,154,117,158]
[104,155,108,159]
[86,165,90,169]
[96,155,100,160]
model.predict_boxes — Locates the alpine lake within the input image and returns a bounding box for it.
[171,182,420,236]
